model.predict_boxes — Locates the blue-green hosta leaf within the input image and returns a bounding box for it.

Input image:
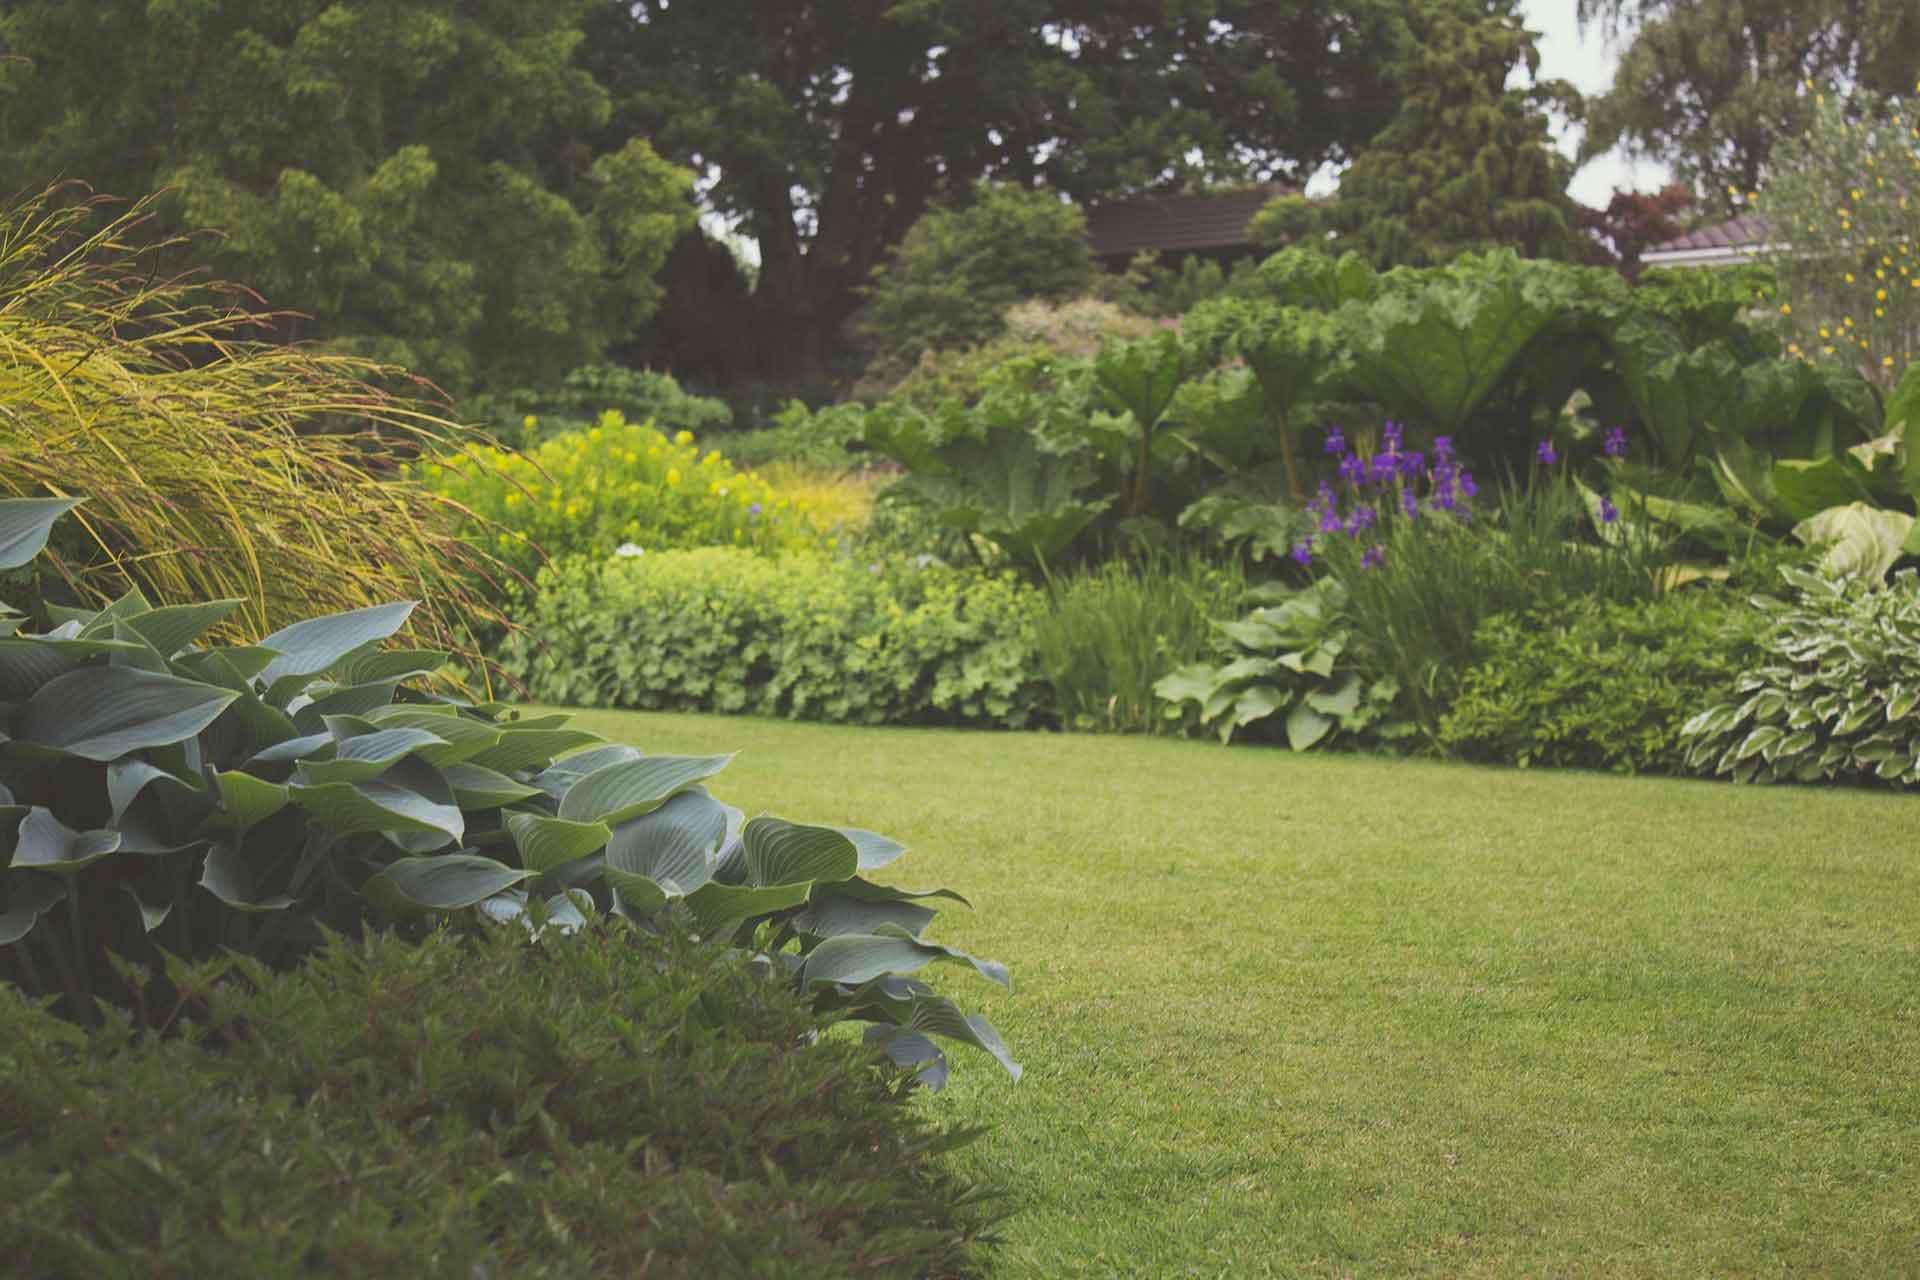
[124,600,244,658]
[605,788,726,895]
[1153,663,1219,708]
[11,808,121,872]
[1213,616,1288,652]
[840,827,907,872]
[364,855,531,913]
[467,727,605,775]
[534,743,645,799]
[1792,502,1915,584]
[799,927,1011,991]
[361,706,500,765]
[556,754,734,827]
[334,646,452,685]
[290,728,447,785]
[819,876,970,910]
[290,680,404,734]
[0,497,82,569]
[289,764,463,845]
[0,871,64,944]
[504,812,612,872]
[1306,675,1362,720]
[864,1027,950,1091]
[442,762,540,810]
[683,880,812,933]
[1285,700,1333,751]
[123,879,174,933]
[743,817,859,888]
[605,867,669,916]
[19,666,237,761]
[257,602,416,700]
[197,840,296,912]
[791,895,937,940]
[247,732,336,766]
[174,645,281,689]
[894,993,1022,1082]
[208,769,291,834]
[107,758,199,825]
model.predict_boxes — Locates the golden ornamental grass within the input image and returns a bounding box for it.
[0,184,517,678]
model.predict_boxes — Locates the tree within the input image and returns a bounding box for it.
[0,0,695,392]
[1578,0,1920,214]
[1755,86,1920,385]
[578,0,1411,384]
[1578,184,1696,281]
[1295,0,1582,269]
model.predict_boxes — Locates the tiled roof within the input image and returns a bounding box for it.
[1083,184,1291,257]
[1645,215,1771,255]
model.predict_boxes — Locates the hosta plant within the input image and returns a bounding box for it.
[0,499,1015,1086]
[1154,577,1404,749]
[1680,567,1920,786]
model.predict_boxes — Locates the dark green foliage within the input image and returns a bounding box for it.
[0,1,694,392]
[462,364,732,450]
[1680,568,1920,786]
[1438,591,1769,773]
[0,923,999,1278]
[724,401,872,472]
[1308,0,1583,268]
[856,183,1097,373]
[501,550,1050,730]
[1031,552,1248,735]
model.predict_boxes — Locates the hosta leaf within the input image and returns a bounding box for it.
[557,754,734,827]
[125,600,244,658]
[1734,725,1784,762]
[840,826,908,872]
[1886,685,1919,722]
[289,763,463,845]
[683,880,812,933]
[798,928,1010,991]
[891,992,1022,1082]
[743,817,859,888]
[442,762,541,810]
[363,705,502,765]
[606,866,670,916]
[335,647,452,685]
[107,757,199,825]
[1153,663,1221,708]
[1306,675,1362,719]
[208,769,291,834]
[197,841,295,912]
[291,728,447,785]
[864,1027,950,1091]
[365,855,532,912]
[1285,700,1333,751]
[467,728,604,775]
[247,732,336,766]
[0,497,82,569]
[605,789,725,896]
[11,807,121,872]
[291,680,404,733]
[504,812,612,873]
[1226,685,1287,737]
[0,871,64,944]
[819,876,970,910]
[257,602,416,698]
[792,895,937,940]
[123,880,174,933]
[19,666,237,760]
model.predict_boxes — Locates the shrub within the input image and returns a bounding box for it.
[500,548,1049,730]
[1032,551,1248,734]
[0,185,511,665]
[0,500,1016,1082]
[1438,591,1769,774]
[1680,567,1920,786]
[460,364,733,451]
[722,400,869,471]
[419,411,822,583]
[0,923,1000,1277]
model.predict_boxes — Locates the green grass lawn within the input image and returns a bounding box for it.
[555,707,1920,1277]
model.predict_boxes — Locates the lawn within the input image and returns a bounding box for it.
[558,707,1920,1278]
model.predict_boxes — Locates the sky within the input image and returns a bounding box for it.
[1520,0,1675,205]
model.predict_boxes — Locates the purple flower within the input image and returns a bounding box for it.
[1290,539,1314,567]
[1338,452,1366,487]
[1603,426,1627,459]
[1399,488,1418,519]
[1369,452,1399,486]
[1361,543,1386,570]
[1353,504,1378,532]
[1599,496,1619,524]
[1459,471,1478,499]
[1324,426,1346,455]
[1382,420,1404,453]
[1536,439,1557,467]
[1398,450,1425,479]
[1319,507,1343,534]
[749,502,762,517]
[1433,436,1454,463]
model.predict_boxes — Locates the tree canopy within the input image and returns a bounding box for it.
[1578,0,1920,212]
[1279,0,1581,269]
[580,0,1411,381]
[0,0,694,392]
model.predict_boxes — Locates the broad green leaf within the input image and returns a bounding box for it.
[1792,502,1915,583]
[1285,700,1333,751]
[605,866,669,916]
[175,645,281,687]
[743,817,859,888]
[504,812,612,872]
[683,879,812,933]
[1772,457,1870,522]
[11,807,121,872]
[865,1027,949,1090]
[798,929,1010,990]
[605,788,726,895]
[257,602,416,698]
[247,732,335,765]
[209,769,291,834]
[792,895,936,939]
[123,879,174,933]
[0,871,65,944]
[289,759,462,844]
[125,600,244,658]
[20,666,237,760]
[1154,663,1220,707]
[291,679,404,731]
[1094,330,1189,427]
[0,497,82,570]
[1306,675,1362,719]
[467,727,605,775]
[819,876,970,910]
[442,762,541,809]
[896,993,1022,1082]
[361,706,500,765]
[335,646,452,685]
[840,826,908,872]
[107,757,198,825]
[364,855,531,912]
[291,728,447,785]
[556,753,734,826]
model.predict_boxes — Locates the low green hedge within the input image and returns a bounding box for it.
[501,548,1049,729]
[1438,589,1769,775]
[0,922,997,1278]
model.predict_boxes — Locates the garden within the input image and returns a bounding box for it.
[2,78,1920,1273]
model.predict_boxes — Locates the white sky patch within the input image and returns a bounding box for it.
[1521,0,1673,205]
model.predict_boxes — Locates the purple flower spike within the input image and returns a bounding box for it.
[1369,453,1398,486]
[1398,450,1425,479]
[1599,496,1619,523]
[1290,539,1314,567]
[1382,420,1404,453]
[1319,507,1343,534]
[1361,543,1386,569]
[749,502,762,517]
[1324,426,1346,455]
[1536,439,1558,467]
[1354,504,1378,531]
[1459,472,1478,499]
[1339,453,1366,487]
[1604,426,1628,459]
[1400,488,1418,519]
[1433,435,1454,462]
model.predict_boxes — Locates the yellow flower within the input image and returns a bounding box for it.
[666,468,681,486]
[589,428,603,443]
[1851,188,1863,201]
[674,430,694,445]
[1885,356,1897,367]
[1779,303,1792,315]
[1820,327,1831,338]
[1824,345,1837,355]
[504,493,520,507]
[523,415,538,430]
[565,502,581,519]
[1845,273,1856,283]
[624,450,638,464]
[703,451,721,466]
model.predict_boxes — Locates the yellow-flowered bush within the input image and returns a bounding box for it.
[415,411,822,580]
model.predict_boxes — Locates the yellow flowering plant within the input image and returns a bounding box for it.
[416,411,823,581]
[1756,83,1920,386]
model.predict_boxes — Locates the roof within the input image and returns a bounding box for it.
[1641,215,1777,268]
[1082,184,1291,258]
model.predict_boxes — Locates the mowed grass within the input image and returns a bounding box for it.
[554,708,1920,1277]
